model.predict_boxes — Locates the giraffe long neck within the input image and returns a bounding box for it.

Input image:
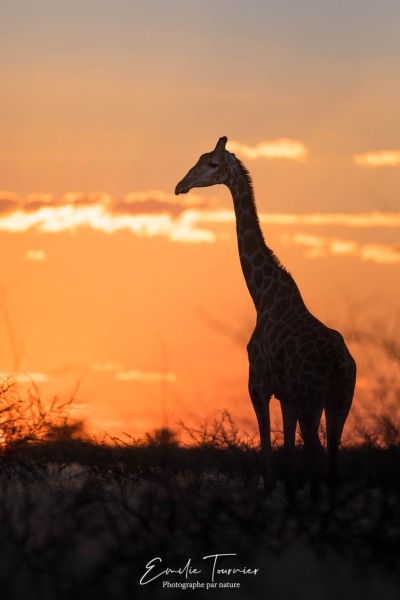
[226,157,282,308]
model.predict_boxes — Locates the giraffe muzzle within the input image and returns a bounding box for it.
[175,181,189,195]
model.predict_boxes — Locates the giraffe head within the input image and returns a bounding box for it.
[175,136,233,195]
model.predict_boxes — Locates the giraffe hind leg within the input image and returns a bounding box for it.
[325,349,356,504]
[281,402,297,506]
[325,399,352,504]
[298,408,324,507]
[325,369,355,503]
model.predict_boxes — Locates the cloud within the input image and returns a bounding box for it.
[89,362,176,383]
[26,249,47,261]
[227,138,308,161]
[115,370,176,383]
[0,371,50,383]
[0,191,20,214]
[0,199,19,214]
[0,190,218,243]
[60,192,112,206]
[353,150,400,167]
[194,210,400,230]
[90,362,124,373]
[360,244,400,264]
[24,193,55,212]
[262,211,400,228]
[281,233,400,264]
[1,189,400,245]
[114,190,213,217]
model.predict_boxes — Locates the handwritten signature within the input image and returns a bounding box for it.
[140,553,259,585]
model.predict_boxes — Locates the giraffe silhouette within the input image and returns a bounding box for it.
[175,136,356,503]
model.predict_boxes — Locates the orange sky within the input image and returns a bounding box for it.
[1,1,400,440]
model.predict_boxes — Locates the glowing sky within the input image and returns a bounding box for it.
[1,0,400,439]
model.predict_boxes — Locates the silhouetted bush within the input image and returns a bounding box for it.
[0,366,399,599]
[0,376,86,452]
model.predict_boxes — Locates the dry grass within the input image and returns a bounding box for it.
[0,397,399,599]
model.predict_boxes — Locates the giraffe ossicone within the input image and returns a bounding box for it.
[175,137,356,503]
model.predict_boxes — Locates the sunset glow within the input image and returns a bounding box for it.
[1,0,399,442]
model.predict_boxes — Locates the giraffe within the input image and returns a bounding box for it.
[175,136,356,503]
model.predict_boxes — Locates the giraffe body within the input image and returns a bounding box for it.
[176,137,356,501]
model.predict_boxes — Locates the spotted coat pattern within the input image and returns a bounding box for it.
[176,137,356,501]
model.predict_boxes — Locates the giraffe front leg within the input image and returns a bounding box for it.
[281,402,297,506]
[248,378,275,494]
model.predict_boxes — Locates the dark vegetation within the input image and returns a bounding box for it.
[0,377,400,600]
[0,311,398,598]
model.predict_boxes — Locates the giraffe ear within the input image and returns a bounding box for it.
[213,136,228,157]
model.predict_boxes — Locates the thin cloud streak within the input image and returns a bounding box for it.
[0,371,50,383]
[116,370,176,383]
[197,210,400,228]
[89,362,176,383]
[353,150,400,167]
[228,138,308,161]
[90,362,124,373]
[281,233,400,264]
[261,211,400,227]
